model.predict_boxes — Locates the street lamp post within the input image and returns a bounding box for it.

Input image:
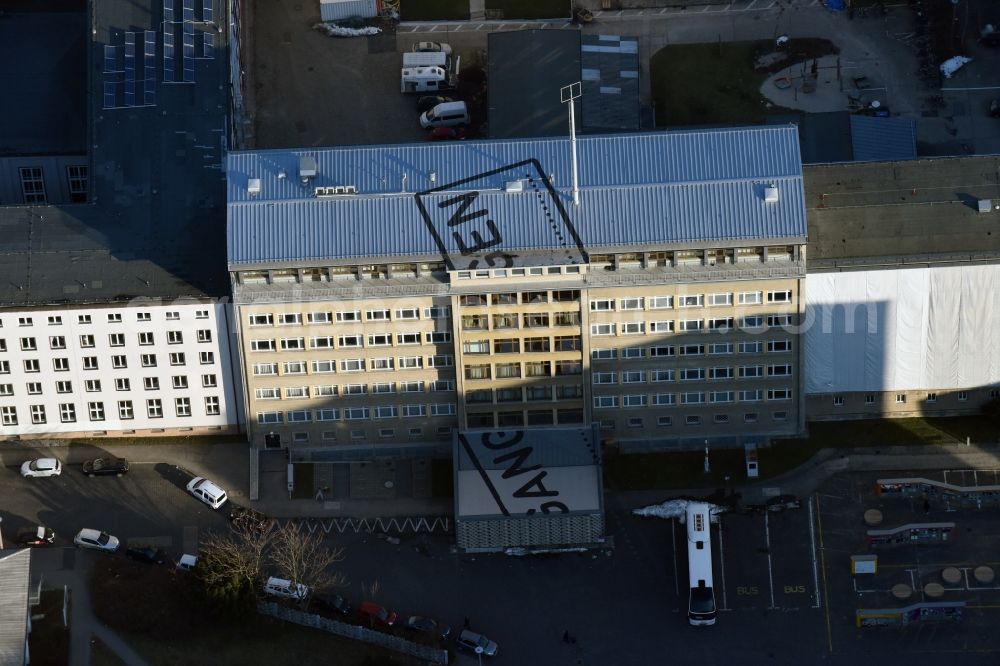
[559,82,582,206]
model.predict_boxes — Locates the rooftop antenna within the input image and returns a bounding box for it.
[402,173,408,193]
[560,81,583,207]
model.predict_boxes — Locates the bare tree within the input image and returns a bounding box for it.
[268,522,346,595]
[199,517,277,592]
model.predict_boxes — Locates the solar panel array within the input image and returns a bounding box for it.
[124,32,136,106]
[144,30,157,106]
[163,0,213,85]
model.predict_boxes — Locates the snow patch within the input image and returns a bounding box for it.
[940,56,971,79]
[313,22,381,37]
[633,499,727,522]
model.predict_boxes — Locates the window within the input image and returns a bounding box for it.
[314,385,337,397]
[652,370,674,383]
[24,359,40,373]
[623,371,646,384]
[199,352,215,365]
[138,332,155,345]
[461,315,488,331]
[627,417,644,428]
[739,291,763,305]
[80,334,95,348]
[650,345,674,358]
[714,414,730,424]
[678,295,703,308]
[590,323,614,336]
[741,316,764,328]
[525,362,550,377]
[107,313,122,323]
[426,331,452,343]
[254,363,278,376]
[339,335,365,348]
[372,383,394,394]
[767,314,793,327]
[257,411,282,424]
[140,354,155,368]
[56,381,72,393]
[200,396,219,416]
[678,345,704,356]
[739,341,763,354]
[53,358,70,372]
[649,321,674,333]
[166,312,180,321]
[0,384,11,396]
[344,384,366,395]
[402,405,426,418]
[681,392,705,404]
[89,402,105,421]
[709,367,734,380]
[680,368,705,381]
[172,376,189,389]
[653,393,676,406]
[767,339,792,353]
[864,394,875,405]
[277,313,302,325]
[395,308,419,320]
[307,312,332,324]
[375,406,399,420]
[400,381,424,393]
[833,396,845,406]
[894,394,906,404]
[526,386,553,402]
[280,338,304,351]
[396,333,421,345]
[619,297,644,310]
[140,399,160,419]
[115,378,130,391]
[599,419,615,431]
[523,337,550,353]
[767,290,793,303]
[315,408,339,422]
[169,352,186,366]
[112,355,127,369]
[197,329,212,343]
[366,309,390,321]
[523,313,550,329]
[85,379,101,392]
[622,395,646,407]
[553,312,580,327]
[768,389,792,401]
[49,336,66,350]
[196,310,209,320]
[554,336,582,352]
[167,331,183,344]
[249,314,274,326]
[926,393,937,403]
[431,403,456,416]
[594,396,618,408]
[20,337,37,351]
[678,320,703,332]
[19,167,46,204]
[708,293,732,306]
[26,382,41,395]
[657,416,673,427]
[709,343,733,355]
[399,356,422,369]
[0,361,8,374]
[18,317,33,327]
[768,364,792,377]
[59,403,76,423]
[345,407,370,421]
[685,415,702,426]
[495,363,521,379]
[286,410,310,422]
[340,359,364,373]
[710,391,734,403]
[621,322,645,335]
[958,391,969,402]
[370,357,394,371]
[590,299,614,312]
[465,364,491,380]
[772,411,788,421]
[78,315,92,325]
[136,312,151,322]
[740,365,764,379]
[30,405,46,424]
[650,296,673,309]
[708,318,733,331]
[144,377,160,390]
[592,348,615,360]
[109,333,125,347]
[424,306,451,320]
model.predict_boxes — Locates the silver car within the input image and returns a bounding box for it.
[73,529,120,552]
[21,458,62,478]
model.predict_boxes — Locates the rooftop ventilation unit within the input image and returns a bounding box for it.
[505,180,524,193]
[299,156,318,184]
[247,178,261,196]
[763,185,779,203]
[978,199,993,213]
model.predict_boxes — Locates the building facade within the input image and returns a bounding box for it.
[227,127,809,452]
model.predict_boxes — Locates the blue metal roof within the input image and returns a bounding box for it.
[227,126,806,267]
[849,115,917,162]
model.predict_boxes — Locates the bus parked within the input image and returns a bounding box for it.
[686,502,717,626]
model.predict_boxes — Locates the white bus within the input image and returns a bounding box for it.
[686,502,717,626]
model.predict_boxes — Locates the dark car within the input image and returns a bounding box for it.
[455,629,498,658]
[404,616,451,640]
[766,494,802,512]
[416,95,454,114]
[313,593,352,617]
[229,505,271,532]
[125,546,167,565]
[16,526,55,547]
[82,457,130,477]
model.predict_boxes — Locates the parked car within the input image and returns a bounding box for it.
[413,41,452,55]
[186,476,228,509]
[16,526,55,547]
[766,494,802,512]
[229,505,270,532]
[20,458,62,478]
[313,593,351,617]
[73,529,120,552]
[263,576,309,601]
[455,629,498,657]
[82,457,130,477]
[176,553,198,572]
[428,126,466,141]
[358,601,397,628]
[126,546,167,565]
[404,616,451,640]
[416,95,454,114]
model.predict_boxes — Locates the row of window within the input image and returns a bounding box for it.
[249,331,451,352]
[465,386,583,404]
[458,291,580,307]
[256,403,457,424]
[588,315,794,336]
[593,365,792,384]
[462,336,582,354]
[830,390,997,407]
[247,307,451,327]
[254,380,455,400]
[0,352,215,374]
[17,165,88,205]
[7,310,210,328]
[588,292,792,311]
[280,426,454,444]
[593,389,793,408]
[2,330,212,352]
[0,396,221,426]
[251,355,453,377]
[463,360,581,380]
[465,409,584,428]
[599,411,790,430]
[591,340,790,358]
[0,374,218,397]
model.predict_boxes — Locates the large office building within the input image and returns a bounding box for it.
[227,126,808,454]
[0,0,242,440]
[803,156,1000,419]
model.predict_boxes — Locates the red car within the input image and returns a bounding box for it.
[428,126,466,141]
[358,601,397,628]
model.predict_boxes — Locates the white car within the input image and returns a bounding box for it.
[263,576,309,600]
[413,40,452,56]
[21,458,63,478]
[186,476,228,509]
[73,529,120,552]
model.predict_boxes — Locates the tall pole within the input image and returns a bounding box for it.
[560,82,582,207]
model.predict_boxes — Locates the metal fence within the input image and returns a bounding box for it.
[257,602,449,664]
[284,516,452,535]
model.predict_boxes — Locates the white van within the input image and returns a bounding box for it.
[263,576,309,601]
[403,51,448,68]
[420,101,469,129]
[176,554,198,572]
[185,476,228,509]
[401,66,455,94]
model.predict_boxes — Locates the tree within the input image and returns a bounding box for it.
[268,522,346,596]
[199,517,277,605]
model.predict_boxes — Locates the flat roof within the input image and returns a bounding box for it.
[805,156,1000,268]
[581,34,641,132]
[0,0,230,307]
[227,126,808,269]
[0,12,88,156]
[487,30,581,140]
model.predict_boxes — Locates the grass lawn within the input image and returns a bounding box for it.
[649,39,837,127]
[91,636,126,666]
[400,0,469,21]
[604,415,1000,491]
[485,0,571,19]
[28,590,70,666]
[292,462,315,499]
